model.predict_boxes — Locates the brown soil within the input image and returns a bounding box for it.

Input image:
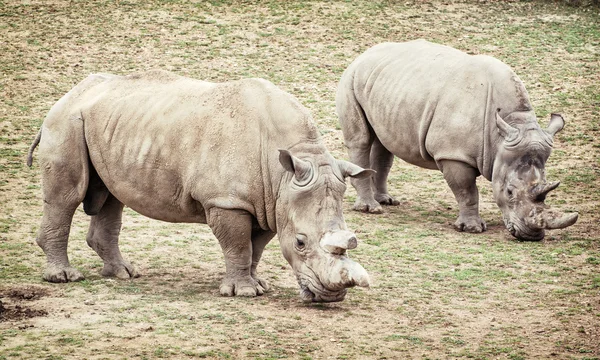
[0,286,50,322]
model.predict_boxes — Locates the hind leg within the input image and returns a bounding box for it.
[370,137,400,206]
[38,203,85,282]
[37,118,89,282]
[337,85,381,213]
[86,193,139,279]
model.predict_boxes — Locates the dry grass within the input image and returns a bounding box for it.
[1,1,599,359]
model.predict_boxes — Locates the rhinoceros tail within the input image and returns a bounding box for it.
[26,128,42,167]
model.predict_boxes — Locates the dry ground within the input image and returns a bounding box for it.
[1,1,599,359]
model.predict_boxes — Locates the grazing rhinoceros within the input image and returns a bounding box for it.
[336,40,578,240]
[27,70,374,302]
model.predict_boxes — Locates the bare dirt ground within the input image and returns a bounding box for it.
[1,1,599,359]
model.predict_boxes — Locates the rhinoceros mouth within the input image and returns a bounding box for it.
[507,222,544,241]
[297,275,348,303]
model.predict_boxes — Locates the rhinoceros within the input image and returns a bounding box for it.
[336,40,578,240]
[27,70,374,302]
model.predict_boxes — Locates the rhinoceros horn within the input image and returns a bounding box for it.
[527,181,578,229]
[543,211,579,229]
[546,113,565,136]
[526,209,579,230]
[320,230,358,255]
[532,181,560,201]
[325,256,371,288]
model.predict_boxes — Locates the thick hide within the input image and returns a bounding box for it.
[28,70,373,302]
[336,40,578,240]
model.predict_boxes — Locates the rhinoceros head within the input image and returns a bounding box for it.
[276,149,374,302]
[492,110,578,240]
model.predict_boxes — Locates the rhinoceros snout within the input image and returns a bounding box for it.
[297,238,370,303]
[506,220,545,241]
[299,286,348,303]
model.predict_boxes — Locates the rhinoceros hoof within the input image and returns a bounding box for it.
[43,265,85,283]
[101,261,140,279]
[454,217,487,233]
[352,200,383,214]
[253,276,271,292]
[375,193,400,206]
[220,276,265,297]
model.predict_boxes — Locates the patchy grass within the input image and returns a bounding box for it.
[1,0,599,359]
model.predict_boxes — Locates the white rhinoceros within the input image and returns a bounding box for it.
[27,70,373,302]
[336,40,578,240]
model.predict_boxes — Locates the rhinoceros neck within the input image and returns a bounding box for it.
[484,64,536,182]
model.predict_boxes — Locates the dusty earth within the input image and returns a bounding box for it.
[1,1,599,359]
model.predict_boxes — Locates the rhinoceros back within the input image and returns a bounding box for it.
[340,40,533,177]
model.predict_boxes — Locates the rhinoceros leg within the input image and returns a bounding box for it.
[37,116,89,282]
[439,160,487,233]
[251,229,276,292]
[347,144,383,214]
[338,87,382,213]
[37,202,85,282]
[344,134,382,213]
[370,137,400,206]
[208,208,267,297]
[86,193,139,279]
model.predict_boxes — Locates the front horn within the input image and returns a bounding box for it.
[526,209,579,230]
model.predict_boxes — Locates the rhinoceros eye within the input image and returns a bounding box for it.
[295,234,307,250]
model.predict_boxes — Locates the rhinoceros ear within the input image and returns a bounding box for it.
[495,109,519,142]
[545,113,565,136]
[337,160,376,179]
[278,149,313,183]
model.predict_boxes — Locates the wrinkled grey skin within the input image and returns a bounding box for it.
[336,40,578,240]
[27,70,373,302]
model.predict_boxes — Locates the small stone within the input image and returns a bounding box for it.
[83,299,95,306]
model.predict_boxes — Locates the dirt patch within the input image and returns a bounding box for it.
[0,286,50,322]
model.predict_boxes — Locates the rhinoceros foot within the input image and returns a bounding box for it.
[352,199,383,214]
[454,216,487,233]
[43,265,85,283]
[252,276,270,292]
[375,193,400,206]
[101,261,139,279]
[220,276,266,297]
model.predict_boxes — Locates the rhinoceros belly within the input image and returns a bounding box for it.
[82,94,209,223]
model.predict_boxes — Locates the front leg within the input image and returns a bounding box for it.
[439,160,487,233]
[250,229,276,291]
[208,208,266,297]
